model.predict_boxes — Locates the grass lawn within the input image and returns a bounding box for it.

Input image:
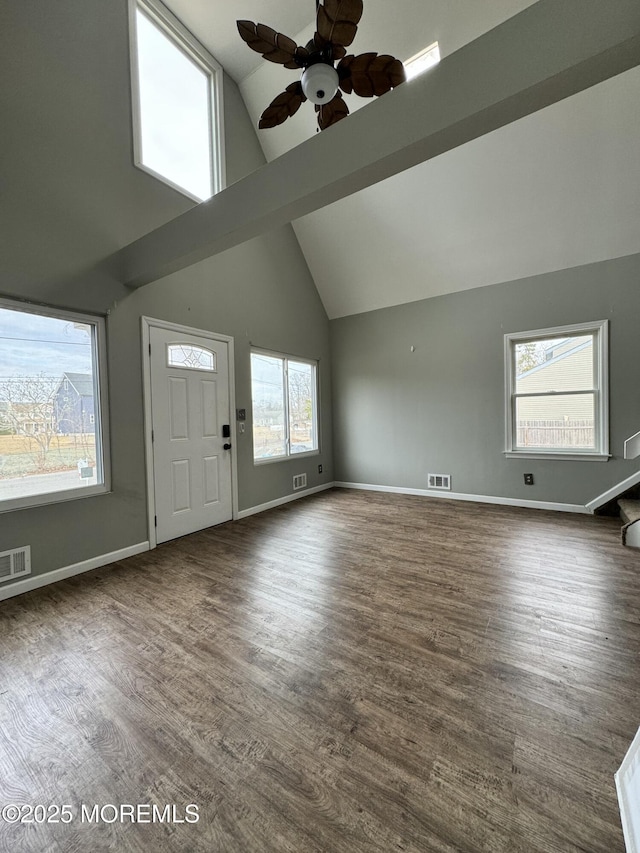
[0,433,96,478]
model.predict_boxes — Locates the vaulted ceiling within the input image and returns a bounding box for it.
[164,0,640,319]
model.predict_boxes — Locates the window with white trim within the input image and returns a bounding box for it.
[130,0,224,202]
[504,321,609,460]
[404,42,440,81]
[251,352,319,462]
[0,300,110,511]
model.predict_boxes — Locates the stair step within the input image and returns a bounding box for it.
[617,499,640,526]
[618,499,640,547]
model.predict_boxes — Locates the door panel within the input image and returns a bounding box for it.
[169,377,189,440]
[203,456,220,504]
[171,459,191,513]
[201,380,218,437]
[150,325,232,543]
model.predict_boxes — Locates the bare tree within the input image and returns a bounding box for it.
[516,341,547,375]
[288,367,313,423]
[0,374,59,470]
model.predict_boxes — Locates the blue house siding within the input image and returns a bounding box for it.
[53,373,96,435]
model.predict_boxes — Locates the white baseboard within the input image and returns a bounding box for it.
[334,481,588,514]
[0,475,597,604]
[237,483,334,520]
[0,542,150,602]
[586,468,640,513]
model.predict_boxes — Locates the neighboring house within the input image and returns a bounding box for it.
[516,336,594,449]
[0,379,57,436]
[53,373,96,435]
[516,337,593,420]
[0,402,53,435]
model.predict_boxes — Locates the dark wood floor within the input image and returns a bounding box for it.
[0,489,638,852]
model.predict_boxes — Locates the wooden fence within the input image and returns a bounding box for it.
[517,420,594,448]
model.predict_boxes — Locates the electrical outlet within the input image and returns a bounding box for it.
[524,473,534,485]
[318,464,323,474]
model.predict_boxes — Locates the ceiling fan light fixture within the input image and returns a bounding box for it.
[301,63,339,105]
[238,1,405,131]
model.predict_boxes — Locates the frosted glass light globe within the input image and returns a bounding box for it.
[301,63,339,105]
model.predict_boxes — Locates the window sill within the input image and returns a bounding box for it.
[504,451,610,462]
[0,483,110,514]
[254,450,320,466]
[133,161,214,204]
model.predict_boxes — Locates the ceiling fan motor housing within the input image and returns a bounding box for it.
[301,62,340,105]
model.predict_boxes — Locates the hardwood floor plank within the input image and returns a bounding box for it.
[0,489,637,851]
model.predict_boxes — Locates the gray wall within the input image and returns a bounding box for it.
[330,253,640,506]
[0,0,332,582]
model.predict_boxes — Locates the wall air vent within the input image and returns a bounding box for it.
[293,473,307,491]
[428,473,451,491]
[0,546,31,583]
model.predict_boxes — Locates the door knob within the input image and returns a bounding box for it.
[223,443,231,450]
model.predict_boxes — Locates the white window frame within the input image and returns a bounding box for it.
[504,320,609,461]
[0,299,111,513]
[128,0,225,202]
[404,42,440,81]
[251,349,320,465]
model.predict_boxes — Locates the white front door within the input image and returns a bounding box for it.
[149,325,233,544]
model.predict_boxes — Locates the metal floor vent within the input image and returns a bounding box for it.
[0,546,31,583]
[293,473,307,491]
[428,473,451,491]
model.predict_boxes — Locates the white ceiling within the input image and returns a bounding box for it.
[294,67,640,318]
[237,0,537,160]
[165,0,316,83]
[164,1,640,319]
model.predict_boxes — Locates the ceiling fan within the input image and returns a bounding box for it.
[237,0,406,131]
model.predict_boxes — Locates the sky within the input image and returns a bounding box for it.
[137,9,212,201]
[0,307,93,379]
[251,353,314,411]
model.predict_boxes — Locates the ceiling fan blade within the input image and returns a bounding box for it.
[316,0,363,49]
[237,21,303,67]
[316,91,349,131]
[259,82,307,129]
[338,53,406,97]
